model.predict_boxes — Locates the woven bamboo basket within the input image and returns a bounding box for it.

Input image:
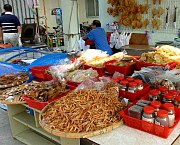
[39,101,124,138]
[0,100,26,105]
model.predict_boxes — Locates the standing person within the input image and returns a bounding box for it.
[0,4,21,46]
[83,20,113,55]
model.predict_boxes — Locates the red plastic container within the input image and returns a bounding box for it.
[136,61,165,71]
[85,40,94,46]
[84,64,105,75]
[66,80,81,87]
[22,93,67,110]
[121,93,180,138]
[30,65,53,81]
[105,60,136,76]
[120,106,179,138]
[67,85,76,90]
[119,84,150,101]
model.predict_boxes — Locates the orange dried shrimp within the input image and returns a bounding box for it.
[41,88,126,133]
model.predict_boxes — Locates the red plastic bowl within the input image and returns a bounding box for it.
[22,93,67,110]
[30,65,53,81]
[84,64,105,75]
[136,61,165,71]
[105,60,136,76]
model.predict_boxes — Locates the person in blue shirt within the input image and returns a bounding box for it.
[83,20,113,55]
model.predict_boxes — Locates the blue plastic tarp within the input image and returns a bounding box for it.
[0,61,26,76]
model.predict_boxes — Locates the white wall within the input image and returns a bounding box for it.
[36,0,179,46]
[78,0,99,24]
[99,0,180,45]
[38,0,61,32]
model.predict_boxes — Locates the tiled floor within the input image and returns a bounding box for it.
[0,108,24,145]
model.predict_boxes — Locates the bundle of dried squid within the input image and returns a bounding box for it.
[41,88,126,133]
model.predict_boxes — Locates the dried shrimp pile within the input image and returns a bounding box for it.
[0,84,26,102]
[0,72,29,87]
[139,45,180,64]
[66,69,98,82]
[24,81,67,102]
[41,88,126,133]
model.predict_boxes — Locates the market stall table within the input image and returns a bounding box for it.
[6,103,180,145]
[121,45,155,56]
[89,123,180,145]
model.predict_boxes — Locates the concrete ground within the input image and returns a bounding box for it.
[0,108,24,145]
[0,108,96,145]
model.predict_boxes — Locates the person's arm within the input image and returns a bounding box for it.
[82,35,88,40]
[83,30,94,41]
[14,16,21,34]
[0,27,3,42]
[17,26,21,34]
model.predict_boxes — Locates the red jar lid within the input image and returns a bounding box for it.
[150,101,161,108]
[164,93,173,99]
[150,89,160,96]
[169,90,179,96]
[175,95,180,102]
[117,76,124,81]
[159,86,168,93]
[157,110,168,118]
[134,79,143,84]
[120,80,128,85]
[126,77,134,82]
[164,103,174,110]
[144,106,155,114]
[129,82,138,87]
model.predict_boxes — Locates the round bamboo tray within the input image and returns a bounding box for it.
[39,101,124,138]
[0,77,29,89]
[0,100,26,105]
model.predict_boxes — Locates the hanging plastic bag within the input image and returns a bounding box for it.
[78,37,90,51]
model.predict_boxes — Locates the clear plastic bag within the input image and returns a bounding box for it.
[132,66,166,85]
[112,72,124,78]
[66,68,98,82]
[49,59,83,82]
[76,76,119,93]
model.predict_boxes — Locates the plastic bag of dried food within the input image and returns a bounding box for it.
[165,69,180,91]
[132,66,165,85]
[76,76,119,95]
[112,71,124,78]
[49,59,82,81]
[66,68,98,82]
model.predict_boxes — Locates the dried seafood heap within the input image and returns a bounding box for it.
[0,72,29,87]
[41,86,126,133]
[112,57,136,66]
[85,52,128,68]
[139,45,180,64]
[24,81,67,102]
[0,84,26,102]
[107,0,150,29]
